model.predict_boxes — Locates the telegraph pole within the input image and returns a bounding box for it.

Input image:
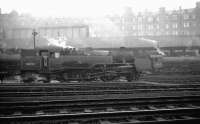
[32,29,38,49]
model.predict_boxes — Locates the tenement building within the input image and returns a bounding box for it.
[114,2,200,37]
[108,2,200,47]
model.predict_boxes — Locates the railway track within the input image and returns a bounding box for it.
[1,87,200,97]
[1,82,200,92]
[1,95,200,124]
[141,74,200,84]
[1,80,200,102]
[1,77,200,123]
[1,82,200,98]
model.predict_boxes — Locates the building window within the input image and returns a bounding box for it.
[147,32,153,36]
[192,31,196,35]
[155,32,160,36]
[138,31,144,36]
[147,17,153,22]
[138,17,143,22]
[184,31,190,35]
[121,26,125,31]
[132,18,136,22]
[165,24,169,29]
[132,25,136,30]
[156,17,159,21]
[172,31,178,35]
[138,25,143,30]
[0,28,3,33]
[184,22,190,27]
[122,18,125,24]
[192,23,196,27]
[166,31,169,35]
[156,25,159,29]
[133,33,137,36]
[184,14,189,20]
[0,29,2,40]
[165,15,169,20]
[172,15,178,20]
[192,15,196,19]
[148,25,154,30]
[172,23,178,28]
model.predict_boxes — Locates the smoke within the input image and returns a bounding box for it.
[45,36,74,49]
[140,38,165,55]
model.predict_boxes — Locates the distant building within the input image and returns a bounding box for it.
[110,2,200,37]
[3,25,89,40]
[0,10,89,48]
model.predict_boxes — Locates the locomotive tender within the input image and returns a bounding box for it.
[0,48,139,83]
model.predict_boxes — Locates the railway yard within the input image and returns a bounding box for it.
[1,0,200,123]
[1,74,200,124]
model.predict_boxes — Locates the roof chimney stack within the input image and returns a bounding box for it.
[196,2,200,8]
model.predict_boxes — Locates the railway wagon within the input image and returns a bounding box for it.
[160,56,200,74]
[0,53,21,82]
[0,48,139,82]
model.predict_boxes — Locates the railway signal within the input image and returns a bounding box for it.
[32,29,38,49]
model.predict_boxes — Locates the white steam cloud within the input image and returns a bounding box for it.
[45,36,74,49]
[140,38,165,55]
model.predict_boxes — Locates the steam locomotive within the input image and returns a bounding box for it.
[0,48,140,83]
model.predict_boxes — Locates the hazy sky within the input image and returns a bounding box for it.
[0,0,199,17]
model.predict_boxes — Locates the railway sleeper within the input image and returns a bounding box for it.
[1,102,200,123]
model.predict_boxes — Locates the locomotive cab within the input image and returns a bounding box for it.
[21,49,52,73]
[20,49,53,82]
[39,50,50,73]
[21,49,41,72]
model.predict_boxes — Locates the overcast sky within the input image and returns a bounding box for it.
[0,0,199,17]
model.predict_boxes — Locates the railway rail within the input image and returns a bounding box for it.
[141,74,200,84]
[1,81,200,98]
[1,87,200,97]
[1,82,200,92]
[1,77,200,123]
[1,80,200,102]
[1,95,200,124]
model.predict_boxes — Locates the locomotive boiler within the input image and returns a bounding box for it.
[0,48,139,83]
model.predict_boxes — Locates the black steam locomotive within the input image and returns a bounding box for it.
[0,48,140,83]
